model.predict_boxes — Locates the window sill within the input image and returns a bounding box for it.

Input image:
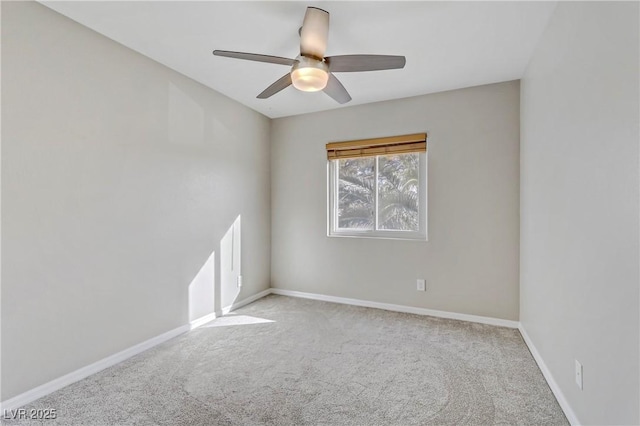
[327,231,428,242]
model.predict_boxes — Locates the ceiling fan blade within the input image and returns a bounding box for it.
[323,73,351,104]
[257,73,293,99]
[300,7,329,59]
[213,50,296,66]
[326,55,406,72]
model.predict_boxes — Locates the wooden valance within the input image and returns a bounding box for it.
[326,133,427,160]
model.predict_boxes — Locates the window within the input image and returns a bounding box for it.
[327,133,427,240]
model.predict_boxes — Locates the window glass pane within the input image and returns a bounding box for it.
[377,153,420,231]
[337,157,375,230]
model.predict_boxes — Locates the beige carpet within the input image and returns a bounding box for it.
[2,295,567,425]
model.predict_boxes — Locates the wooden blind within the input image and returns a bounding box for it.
[326,133,427,160]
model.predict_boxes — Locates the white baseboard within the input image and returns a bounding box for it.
[5,287,577,426]
[189,312,217,330]
[0,289,276,412]
[270,288,519,328]
[518,324,580,425]
[221,288,273,315]
[0,324,190,413]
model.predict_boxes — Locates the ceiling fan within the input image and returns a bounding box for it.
[213,7,406,104]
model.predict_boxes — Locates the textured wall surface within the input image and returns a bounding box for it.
[1,2,271,400]
[520,2,639,424]
[271,81,520,321]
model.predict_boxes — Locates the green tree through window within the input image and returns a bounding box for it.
[337,153,419,231]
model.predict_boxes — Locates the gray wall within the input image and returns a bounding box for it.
[520,2,639,424]
[1,2,271,400]
[271,81,520,321]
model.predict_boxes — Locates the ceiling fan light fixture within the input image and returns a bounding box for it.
[291,56,329,92]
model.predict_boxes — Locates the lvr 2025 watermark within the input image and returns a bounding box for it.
[3,408,57,420]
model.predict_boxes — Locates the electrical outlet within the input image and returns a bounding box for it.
[575,360,583,390]
[237,275,243,288]
[416,279,426,291]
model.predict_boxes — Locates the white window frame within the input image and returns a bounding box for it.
[327,152,428,241]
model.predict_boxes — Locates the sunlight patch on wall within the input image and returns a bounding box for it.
[221,215,242,310]
[188,250,215,322]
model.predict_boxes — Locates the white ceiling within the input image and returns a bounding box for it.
[41,1,557,119]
